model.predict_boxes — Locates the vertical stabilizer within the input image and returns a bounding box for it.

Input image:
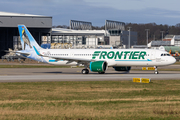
[18,25,41,50]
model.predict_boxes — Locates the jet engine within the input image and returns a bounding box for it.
[90,61,107,72]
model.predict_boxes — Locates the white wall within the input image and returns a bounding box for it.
[86,38,98,46]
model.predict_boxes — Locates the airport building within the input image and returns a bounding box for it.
[49,20,137,49]
[0,12,137,57]
[50,28,137,49]
[148,35,180,47]
[0,12,52,57]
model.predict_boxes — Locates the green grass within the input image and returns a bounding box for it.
[174,62,180,65]
[0,80,180,119]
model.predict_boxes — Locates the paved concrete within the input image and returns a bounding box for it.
[0,66,180,82]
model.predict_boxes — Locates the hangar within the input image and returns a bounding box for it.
[0,12,137,58]
[0,12,52,56]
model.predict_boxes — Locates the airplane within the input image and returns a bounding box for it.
[16,25,176,74]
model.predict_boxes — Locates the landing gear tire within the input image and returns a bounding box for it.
[81,69,89,74]
[98,72,105,74]
[154,66,158,74]
[154,71,159,74]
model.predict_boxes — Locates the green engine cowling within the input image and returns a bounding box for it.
[90,61,107,72]
[113,66,131,71]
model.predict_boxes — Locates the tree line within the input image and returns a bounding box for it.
[125,23,180,45]
[53,23,180,45]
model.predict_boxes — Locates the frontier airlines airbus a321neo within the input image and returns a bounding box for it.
[16,25,176,74]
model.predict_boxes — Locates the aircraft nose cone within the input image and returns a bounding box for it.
[171,57,176,64]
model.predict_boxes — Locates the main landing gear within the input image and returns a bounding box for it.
[98,72,105,74]
[154,66,159,74]
[81,69,105,74]
[81,69,89,74]
[81,64,89,74]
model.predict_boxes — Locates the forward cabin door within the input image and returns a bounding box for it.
[150,51,156,60]
[70,52,74,58]
[155,51,162,65]
[148,50,156,66]
[151,50,161,65]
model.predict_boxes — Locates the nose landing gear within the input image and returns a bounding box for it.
[154,66,159,74]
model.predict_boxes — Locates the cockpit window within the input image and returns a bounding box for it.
[161,53,171,56]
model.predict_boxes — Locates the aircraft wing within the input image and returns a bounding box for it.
[48,56,95,63]
[33,46,97,64]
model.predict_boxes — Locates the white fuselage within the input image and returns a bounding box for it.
[39,49,176,67]
[17,25,177,74]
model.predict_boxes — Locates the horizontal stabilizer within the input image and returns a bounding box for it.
[15,51,30,56]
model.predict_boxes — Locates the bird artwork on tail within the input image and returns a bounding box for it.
[22,27,32,49]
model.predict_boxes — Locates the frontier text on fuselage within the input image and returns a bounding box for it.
[92,51,146,60]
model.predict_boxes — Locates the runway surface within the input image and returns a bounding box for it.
[0,66,180,82]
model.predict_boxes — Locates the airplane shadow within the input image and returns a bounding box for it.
[33,72,62,74]
[33,70,180,75]
[32,71,179,75]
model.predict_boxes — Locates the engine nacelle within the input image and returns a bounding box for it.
[90,61,107,72]
[113,66,131,71]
